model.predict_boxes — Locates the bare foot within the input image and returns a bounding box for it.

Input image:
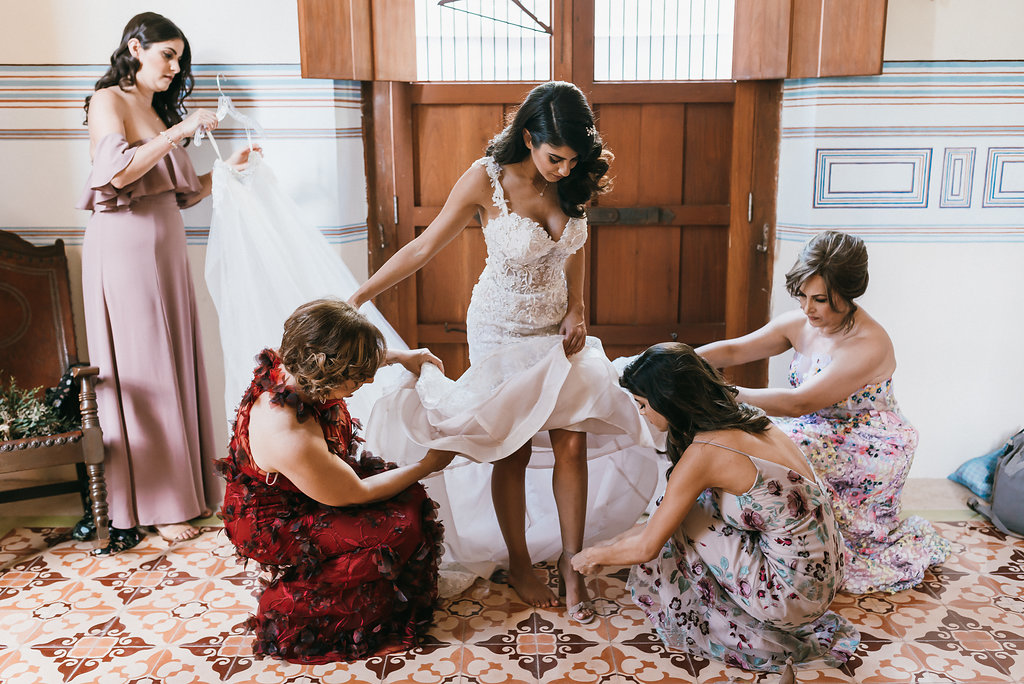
[508,566,559,607]
[154,522,200,543]
[558,553,595,623]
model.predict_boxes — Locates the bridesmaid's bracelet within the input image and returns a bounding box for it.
[159,130,179,149]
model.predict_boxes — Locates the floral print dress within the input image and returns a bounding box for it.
[627,441,860,673]
[772,352,950,594]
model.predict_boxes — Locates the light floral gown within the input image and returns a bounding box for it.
[772,352,950,594]
[627,441,860,673]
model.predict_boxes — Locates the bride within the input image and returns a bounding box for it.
[350,81,660,623]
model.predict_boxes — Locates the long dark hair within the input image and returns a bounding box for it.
[620,343,771,470]
[83,12,193,135]
[486,81,610,218]
[785,230,868,333]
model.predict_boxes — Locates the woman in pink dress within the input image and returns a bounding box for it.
[78,12,255,549]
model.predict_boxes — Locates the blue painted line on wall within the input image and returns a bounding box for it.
[10,226,370,247]
[776,225,1024,243]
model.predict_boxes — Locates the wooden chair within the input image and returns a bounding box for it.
[0,231,109,548]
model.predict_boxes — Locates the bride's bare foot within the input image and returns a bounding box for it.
[558,553,595,624]
[154,522,200,543]
[508,565,559,607]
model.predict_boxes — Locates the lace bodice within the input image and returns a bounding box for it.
[465,157,588,358]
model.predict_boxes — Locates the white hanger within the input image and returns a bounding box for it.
[194,73,264,160]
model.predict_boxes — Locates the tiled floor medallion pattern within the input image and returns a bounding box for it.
[0,521,1021,683]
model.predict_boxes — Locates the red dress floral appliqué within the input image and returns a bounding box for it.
[216,350,444,664]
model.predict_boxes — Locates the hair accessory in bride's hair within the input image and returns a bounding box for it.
[585,125,597,137]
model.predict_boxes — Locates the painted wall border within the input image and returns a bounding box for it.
[940,147,975,208]
[814,148,932,208]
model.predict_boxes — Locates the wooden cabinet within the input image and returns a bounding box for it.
[297,0,416,81]
[733,0,887,79]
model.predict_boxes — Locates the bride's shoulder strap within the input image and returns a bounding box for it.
[474,156,508,215]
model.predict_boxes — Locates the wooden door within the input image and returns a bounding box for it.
[364,2,779,386]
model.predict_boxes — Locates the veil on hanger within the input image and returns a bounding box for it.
[201,73,409,428]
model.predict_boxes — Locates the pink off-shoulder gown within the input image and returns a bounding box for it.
[77,132,221,529]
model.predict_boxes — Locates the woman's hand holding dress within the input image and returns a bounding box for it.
[387,348,445,376]
[560,308,586,355]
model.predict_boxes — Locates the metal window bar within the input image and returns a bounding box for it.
[415,0,551,82]
[594,0,734,81]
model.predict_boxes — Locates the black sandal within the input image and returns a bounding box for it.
[70,513,96,542]
[71,509,144,554]
[92,526,144,555]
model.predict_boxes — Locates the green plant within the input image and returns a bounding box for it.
[0,376,78,441]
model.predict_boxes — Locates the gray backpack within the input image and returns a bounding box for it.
[970,429,1024,538]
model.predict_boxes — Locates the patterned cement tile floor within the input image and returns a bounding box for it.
[0,517,1023,684]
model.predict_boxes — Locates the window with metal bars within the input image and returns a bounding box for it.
[416,0,552,82]
[415,0,734,83]
[595,0,734,81]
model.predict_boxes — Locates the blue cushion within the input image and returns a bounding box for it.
[948,444,1003,501]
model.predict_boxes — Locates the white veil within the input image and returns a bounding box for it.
[202,96,405,425]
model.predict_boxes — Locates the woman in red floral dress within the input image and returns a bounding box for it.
[217,298,452,663]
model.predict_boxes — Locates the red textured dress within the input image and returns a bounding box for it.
[217,350,444,664]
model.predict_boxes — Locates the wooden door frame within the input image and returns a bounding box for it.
[362,0,780,386]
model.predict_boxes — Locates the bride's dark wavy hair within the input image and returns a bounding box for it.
[83,12,193,137]
[486,81,611,219]
[620,343,771,472]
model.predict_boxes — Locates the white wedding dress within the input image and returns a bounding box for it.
[365,157,664,577]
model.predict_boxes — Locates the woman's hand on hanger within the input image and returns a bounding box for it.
[169,108,219,141]
[225,145,261,171]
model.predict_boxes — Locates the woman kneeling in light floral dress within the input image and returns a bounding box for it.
[573,343,859,675]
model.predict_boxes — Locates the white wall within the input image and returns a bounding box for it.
[0,0,370,457]
[884,0,1024,61]
[771,1,1024,477]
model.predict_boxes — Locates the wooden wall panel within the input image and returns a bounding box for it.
[722,81,781,387]
[595,104,641,203]
[413,105,501,206]
[637,105,686,205]
[371,0,417,81]
[297,0,415,81]
[683,104,732,204]
[819,0,887,77]
[732,0,886,79]
[678,226,728,327]
[680,104,731,331]
[590,102,686,332]
[590,226,681,325]
[297,0,373,80]
[732,0,792,79]
[597,104,687,205]
[788,0,824,78]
